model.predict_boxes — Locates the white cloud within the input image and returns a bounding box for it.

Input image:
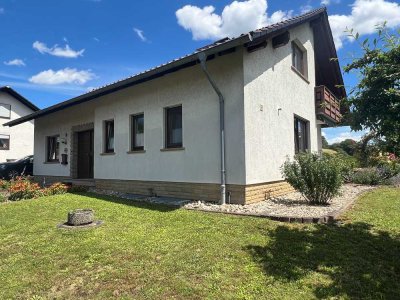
[4,59,26,66]
[326,131,365,144]
[33,41,85,58]
[176,0,292,40]
[300,5,313,14]
[321,0,331,5]
[29,68,95,85]
[329,0,400,49]
[133,28,147,42]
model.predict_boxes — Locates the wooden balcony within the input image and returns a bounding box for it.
[315,85,342,125]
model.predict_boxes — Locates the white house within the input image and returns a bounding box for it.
[6,8,345,204]
[0,86,38,162]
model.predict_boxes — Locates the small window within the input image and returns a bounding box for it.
[292,42,307,77]
[165,106,182,148]
[0,134,10,150]
[47,135,59,162]
[0,104,11,119]
[131,114,144,151]
[294,117,309,154]
[104,120,114,153]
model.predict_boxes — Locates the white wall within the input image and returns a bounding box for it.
[33,103,95,177]
[0,92,35,162]
[243,23,320,184]
[34,50,246,184]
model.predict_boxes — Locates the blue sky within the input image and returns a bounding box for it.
[1,0,399,144]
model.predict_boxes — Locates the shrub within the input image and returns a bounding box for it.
[281,153,343,205]
[46,182,69,195]
[324,152,359,183]
[351,168,384,185]
[8,177,42,201]
[0,179,10,190]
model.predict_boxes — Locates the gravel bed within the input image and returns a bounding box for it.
[183,184,375,218]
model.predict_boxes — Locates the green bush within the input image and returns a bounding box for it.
[351,168,384,185]
[350,162,400,185]
[281,153,343,205]
[324,152,359,183]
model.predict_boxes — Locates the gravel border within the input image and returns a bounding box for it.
[183,184,375,223]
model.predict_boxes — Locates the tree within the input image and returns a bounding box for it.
[343,25,400,155]
[321,135,329,148]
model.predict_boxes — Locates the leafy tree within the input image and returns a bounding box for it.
[321,135,329,148]
[343,25,400,155]
[330,139,358,156]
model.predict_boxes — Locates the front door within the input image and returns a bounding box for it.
[77,130,94,179]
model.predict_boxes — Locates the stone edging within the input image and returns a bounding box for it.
[184,187,376,224]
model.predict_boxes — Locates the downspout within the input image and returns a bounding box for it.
[197,52,226,205]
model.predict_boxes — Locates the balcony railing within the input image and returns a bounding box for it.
[315,85,342,124]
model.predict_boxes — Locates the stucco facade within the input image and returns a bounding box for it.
[0,91,36,162]
[31,18,334,204]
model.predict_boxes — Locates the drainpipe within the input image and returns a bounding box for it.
[197,52,226,205]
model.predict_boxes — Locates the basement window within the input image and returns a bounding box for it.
[104,120,115,153]
[165,105,182,148]
[46,135,59,162]
[294,116,309,154]
[0,134,10,150]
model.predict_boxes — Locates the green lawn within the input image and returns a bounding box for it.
[0,188,399,299]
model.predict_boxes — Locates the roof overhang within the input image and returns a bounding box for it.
[5,7,344,127]
[0,86,39,112]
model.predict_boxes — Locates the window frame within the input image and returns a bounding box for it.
[46,135,60,162]
[0,134,10,150]
[130,113,145,151]
[0,103,11,119]
[294,115,310,154]
[291,40,308,79]
[164,105,183,149]
[104,119,115,153]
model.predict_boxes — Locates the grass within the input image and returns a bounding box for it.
[0,188,399,299]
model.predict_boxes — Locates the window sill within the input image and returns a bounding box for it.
[160,147,185,152]
[291,66,309,84]
[127,150,146,154]
[43,161,59,164]
[100,152,115,156]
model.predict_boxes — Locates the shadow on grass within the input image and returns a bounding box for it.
[69,192,179,212]
[246,222,400,299]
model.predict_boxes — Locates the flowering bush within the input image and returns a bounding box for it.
[8,177,42,201]
[7,177,69,201]
[46,182,69,195]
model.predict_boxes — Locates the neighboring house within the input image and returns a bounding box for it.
[6,8,345,204]
[0,86,38,162]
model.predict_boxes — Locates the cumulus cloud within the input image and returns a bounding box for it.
[176,0,292,40]
[33,41,85,58]
[29,68,95,85]
[321,0,331,5]
[4,59,25,66]
[329,0,400,49]
[133,28,147,42]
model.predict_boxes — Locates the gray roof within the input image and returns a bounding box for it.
[5,7,342,127]
[0,86,39,112]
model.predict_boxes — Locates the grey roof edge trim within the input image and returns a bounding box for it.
[5,7,329,127]
[0,86,39,112]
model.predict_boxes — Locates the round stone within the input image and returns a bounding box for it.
[67,209,94,226]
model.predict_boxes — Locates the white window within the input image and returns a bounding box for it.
[0,104,11,119]
[0,134,10,150]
